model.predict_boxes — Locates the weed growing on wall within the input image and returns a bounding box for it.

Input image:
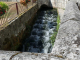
[57,15,60,31]
[50,14,60,45]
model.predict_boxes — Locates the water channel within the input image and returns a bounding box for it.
[22,8,58,53]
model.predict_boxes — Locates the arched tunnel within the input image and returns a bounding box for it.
[39,4,53,11]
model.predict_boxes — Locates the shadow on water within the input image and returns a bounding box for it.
[20,4,58,53]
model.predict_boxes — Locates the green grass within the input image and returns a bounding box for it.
[50,14,60,45]
[57,14,60,31]
[50,32,57,45]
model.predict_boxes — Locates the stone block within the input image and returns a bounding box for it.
[61,1,80,24]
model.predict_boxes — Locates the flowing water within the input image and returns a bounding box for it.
[22,9,58,53]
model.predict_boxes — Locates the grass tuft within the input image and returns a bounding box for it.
[50,14,60,46]
[57,14,60,31]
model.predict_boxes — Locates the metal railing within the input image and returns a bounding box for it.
[0,0,37,26]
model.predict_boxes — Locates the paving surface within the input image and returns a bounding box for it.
[0,51,64,60]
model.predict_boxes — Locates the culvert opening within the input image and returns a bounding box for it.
[20,5,59,53]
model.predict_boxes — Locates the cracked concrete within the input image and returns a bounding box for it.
[51,1,80,60]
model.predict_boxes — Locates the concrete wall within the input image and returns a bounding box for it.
[38,0,68,9]
[56,0,68,8]
[0,4,38,50]
[51,1,80,60]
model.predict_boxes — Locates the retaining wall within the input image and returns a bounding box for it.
[0,4,38,50]
[51,1,80,60]
[37,0,68,9]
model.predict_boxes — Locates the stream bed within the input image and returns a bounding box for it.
[22,9,58,53]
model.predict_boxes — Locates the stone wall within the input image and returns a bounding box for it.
[0,4,38,50]
[38,0,68,9]
[51,1,80,60]
[51,0,68,8]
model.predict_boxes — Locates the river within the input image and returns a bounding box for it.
[22,9,58,53]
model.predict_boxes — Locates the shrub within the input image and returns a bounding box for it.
[0,2,8,16]
[0,7,6,16]
[20,0,26,6]
[0,2,8,10]
[57,14,60,31]
[50,14,60,46]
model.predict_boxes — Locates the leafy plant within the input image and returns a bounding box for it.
[50,32,57,45]
[0,2,8,16]
[0,2,8,10]
[20,0,26,6]
[0,7,6,16]
[57,14,60,31]
[50,14,60,45]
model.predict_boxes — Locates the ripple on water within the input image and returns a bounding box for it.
[22,9,57,53]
